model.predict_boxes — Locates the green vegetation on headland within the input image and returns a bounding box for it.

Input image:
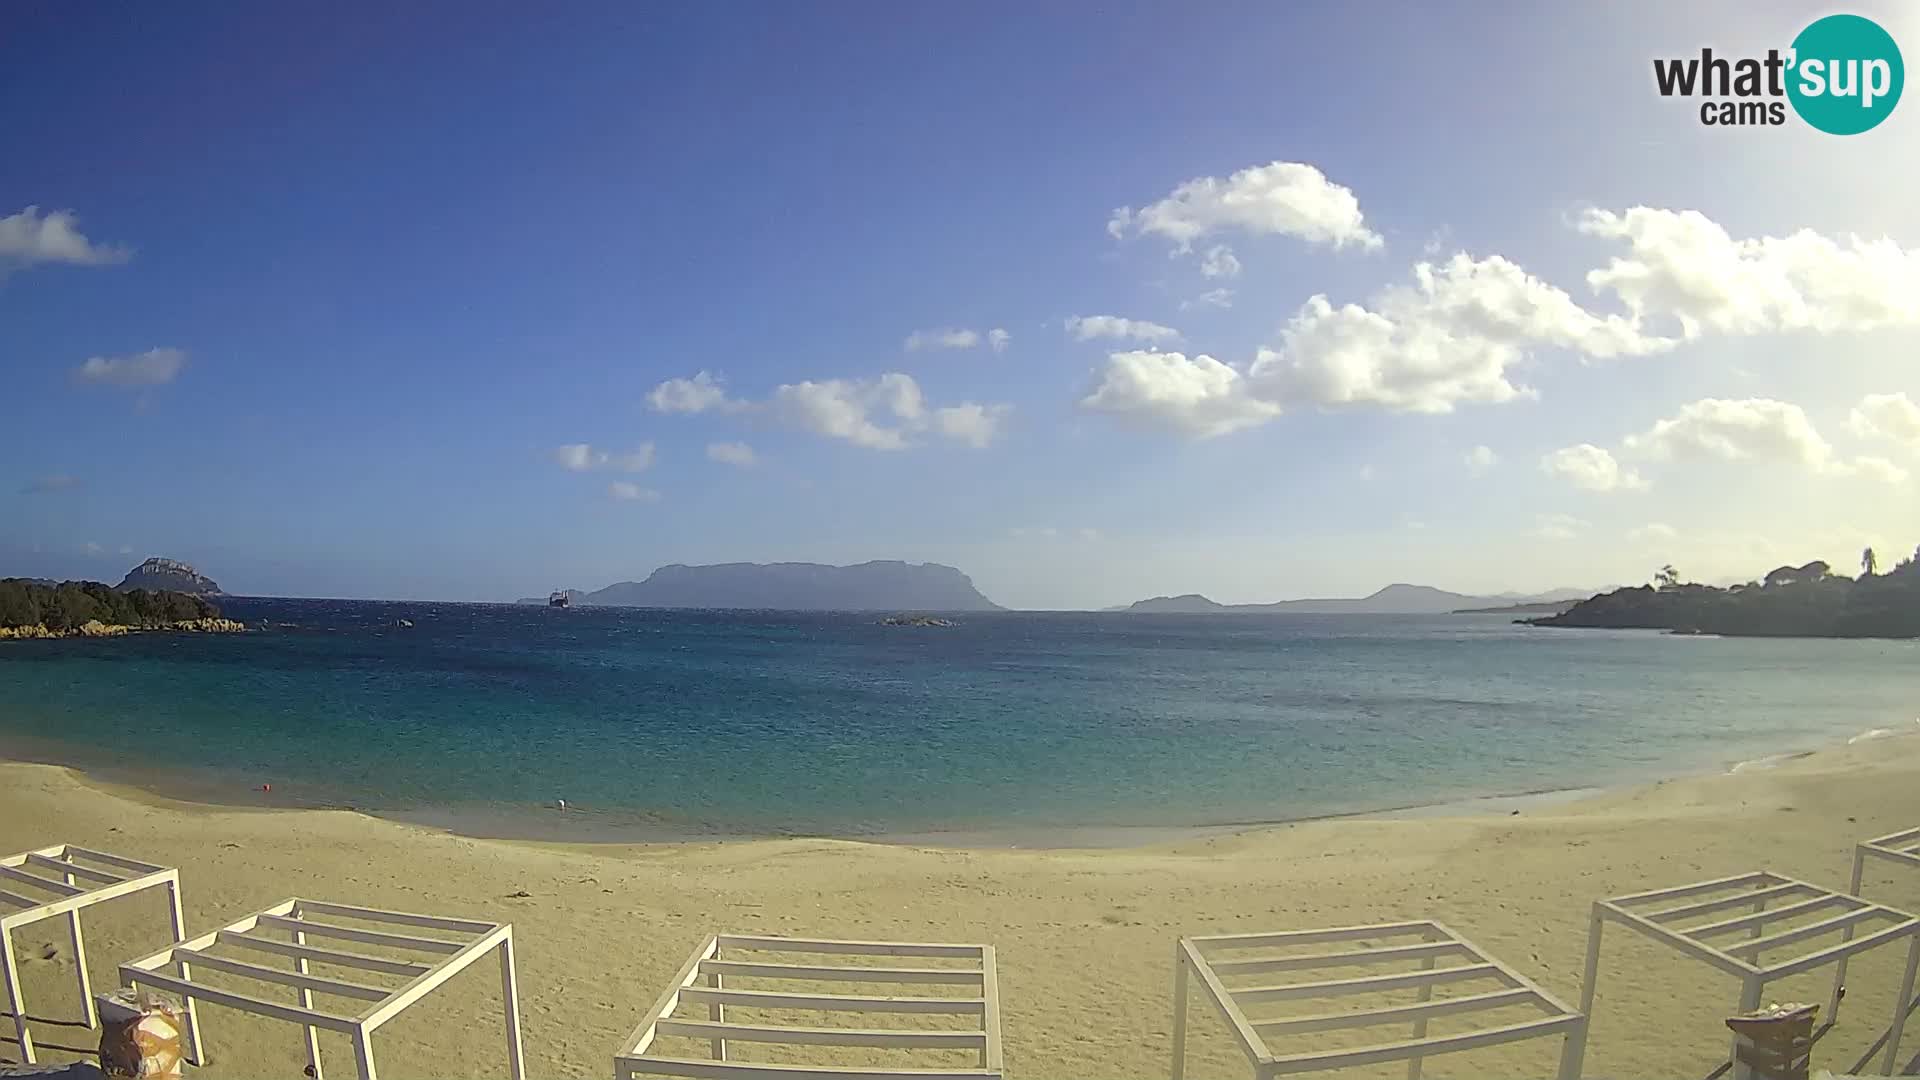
[0,578,242,639]
[1526,546,1920,639]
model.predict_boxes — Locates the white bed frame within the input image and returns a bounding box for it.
[120,897,524,1080]
[614,933,1003,1080]
[1172,920,1587,1079]
[0,843,190,1065]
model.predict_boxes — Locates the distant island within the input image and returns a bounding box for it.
[1527,549,1920,639]
[520,560,1004,612]
[1120,584,1593,615]
[0,577,242,639]
[119,557,224,595]
[1452,600,1583,615]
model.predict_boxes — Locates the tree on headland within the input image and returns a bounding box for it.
[1863,547,1878,577]
[1654,564,1681,589]
[0,578,221,631]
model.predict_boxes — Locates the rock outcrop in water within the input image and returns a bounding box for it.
[1527,550,1920,638]
[522,561,1003,612]
[118,557,223,595]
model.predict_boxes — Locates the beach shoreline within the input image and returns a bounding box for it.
[0,719,1898,850]
[4,733,1920,1077]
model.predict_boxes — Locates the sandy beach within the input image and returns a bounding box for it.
[3,735,1919,1079]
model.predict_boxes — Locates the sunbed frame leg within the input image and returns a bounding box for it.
[1730,976,1763,1080]
[2,929,35,1064]
[1830,845,1867,1025]
[61,866,96,1029]
[1557,1015,1589,1080]
[165,878,204,1065]
[500,932,526,1080]
[1171,942,1189,1080]
[1577,907,1604,1018]
[293,924,323,1080]
[1407,950,1437,1080]
[1883,935,1920,1076]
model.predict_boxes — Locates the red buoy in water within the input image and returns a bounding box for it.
[260,783,271,792]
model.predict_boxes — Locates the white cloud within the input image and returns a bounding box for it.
[932,402,1009,449]
[647,371,748,414]
[0,206,130,269]
[1532,514,1589,541]
[1625,397,1907,483]
[1464,445,1499,474]
[608,481,658,502]
[904,327,981,351]
[1080,349,1279,437]
[1181,288,1235,311]
[74,347,186,387]
[1065,315,1181,344]
[1200,245,1241,279]
[1108,161,1383,252]
[706,441,757,467]
[118,544,133,555]
[1848,392,1920,451]
[1628,522,1679,545]
[1541,443,1647,492]
[770,372,1004,450]
[1580,207,1920,338]
[1245,254,1667,415]
[84,541,103,555]
[553,442,654,472]
[987,328,1010,353]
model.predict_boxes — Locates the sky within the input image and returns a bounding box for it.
[4,2,1919,609]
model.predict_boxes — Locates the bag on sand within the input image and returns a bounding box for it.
[95,988,184,1079]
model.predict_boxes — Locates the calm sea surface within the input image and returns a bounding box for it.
[1,598,1916,839]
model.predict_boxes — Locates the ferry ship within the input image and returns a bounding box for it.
[548,591,571,608]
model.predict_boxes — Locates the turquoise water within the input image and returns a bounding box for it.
[0,598,1916,838]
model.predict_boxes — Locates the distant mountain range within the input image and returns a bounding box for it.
[520,560,1004,611]
[1117,584,1595,615]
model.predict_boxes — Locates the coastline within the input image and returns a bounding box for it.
[0,719,1902,849]
[4,734,1920,1078]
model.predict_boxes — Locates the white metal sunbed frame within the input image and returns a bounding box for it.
[614,933,1004,1080]
[1578,870,1920,1079]
[1171,920,1587,1080]
[1829,827,1920,1048]
[120,897,525,1080]
[0,844,191,1065]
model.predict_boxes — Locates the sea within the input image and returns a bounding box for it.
[1,597,1916,844]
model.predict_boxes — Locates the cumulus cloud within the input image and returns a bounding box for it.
[1108,161,1383,252]
[1245,254,1667,415]
[1580,207,1920,338]
[1541,443,1647,492]
[74,347,186,387]
[1079,349,1279,437]
[1065,315,1182,345]
[767,372,1005,450]
[1848,392,1920,451]
[553,442,654,472]
[1200,245,1241,279]
[608,481,659,502]
[904,327,981,351]
[647,371,748,414]
[0,206,131,270]
[1532,514,1589,541]
[706,441,757,467]
[1464,445,1499,474]
[987,328,1010,352]
[1625,397,1906,483]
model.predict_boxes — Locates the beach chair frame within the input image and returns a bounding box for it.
[614,933,1004,1079]
[120,897,525,1080]
[1171,920,1586,1079]
[1828,827,1920,1040]
[1579,870,1920,1079]
[0,843,189,1065]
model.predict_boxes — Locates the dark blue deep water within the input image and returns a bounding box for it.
[1,599,1916,837]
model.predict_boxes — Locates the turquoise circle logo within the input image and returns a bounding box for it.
[1788,14,1903,134]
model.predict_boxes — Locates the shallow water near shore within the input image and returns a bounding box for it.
[1,597,1916,840]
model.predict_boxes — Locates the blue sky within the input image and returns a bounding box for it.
[5,2,1919,608]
